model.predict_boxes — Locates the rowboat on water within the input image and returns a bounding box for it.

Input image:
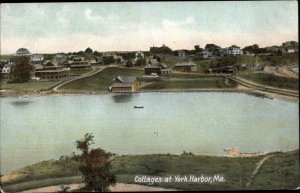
[134,106,144,109]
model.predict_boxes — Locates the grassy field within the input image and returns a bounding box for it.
[1,81,59,92]
[60,67,143,91]
[164,56,181,68]
[250,150,299,190]
[193,54,299,73]
[1,150,298,191]
[236,70,299,91]
[68,69,93,76]
[256,53,299,67]
[141,78,237,90]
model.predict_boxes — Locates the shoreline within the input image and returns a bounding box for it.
[1,88,298,102]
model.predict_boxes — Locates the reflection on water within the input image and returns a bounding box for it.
[112,93,133,103]
[245,92,273,100]
[11,100,32,106]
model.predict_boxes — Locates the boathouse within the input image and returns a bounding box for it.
[110,76,140,93]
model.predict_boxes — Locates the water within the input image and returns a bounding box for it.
[0,93,299,174]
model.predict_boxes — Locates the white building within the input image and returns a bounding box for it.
[219,46,243,56]
[1,64,11,74]
[176,50,186,57]
[199,50,212,58]
[30,54,44,64]
[135,51,145,61]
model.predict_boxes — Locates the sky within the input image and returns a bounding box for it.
[0,1,298,54]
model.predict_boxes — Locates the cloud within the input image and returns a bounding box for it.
[84,8,104,21]
[161,17,194,29]
[56,6,71,29]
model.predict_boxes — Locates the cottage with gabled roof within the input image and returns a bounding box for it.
[110,76,140,93]
[173,61,197,72]
[144,62,171,75]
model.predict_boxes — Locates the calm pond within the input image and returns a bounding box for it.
[0,92,299,174]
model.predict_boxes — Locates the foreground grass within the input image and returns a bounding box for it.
[1,150,298,191]
[236,70,299,91]
[141,78,237,90]
[1,81,59,92]
[251,151,299,190]
[61,67,143,91]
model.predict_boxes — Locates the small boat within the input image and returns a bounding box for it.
[134,106,144,109]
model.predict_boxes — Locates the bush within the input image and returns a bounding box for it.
[75,133,116,192]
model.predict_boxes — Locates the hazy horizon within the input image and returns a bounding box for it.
[1,2,298,55]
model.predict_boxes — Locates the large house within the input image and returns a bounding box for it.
[173,61,197,72]
[53,53,68,65]
[110,76,140,93]
[0,64,12,80]
[281,41,299,53]
[68,57,91,69]
[135,51,145,61]
[198,50,212,59]
[30,54,44,65]
[176,50,187,57]
[16,48,31,56]
[218,46,243,56]
[35,62,68,80]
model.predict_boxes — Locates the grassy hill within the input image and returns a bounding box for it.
[60,67,143,91]
[1,150,299,192]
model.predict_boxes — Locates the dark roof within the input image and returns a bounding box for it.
[85,47,93,53]
[114,76,136,83]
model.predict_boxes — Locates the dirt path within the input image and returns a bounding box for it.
[246,155,273,187]
[52,64,118,92]
[263,66,298,79]
[19,183,177,193]
[224,75,299,97]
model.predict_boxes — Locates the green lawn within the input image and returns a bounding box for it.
[68,69,93,76]
[256,53,299,67]
[60,67,143,91]
[1,81,59,92]
[236,70,299,90]
[164,56,181,69]
[141,78,237,90]
[193,54,299,73]
[1,150,299,191]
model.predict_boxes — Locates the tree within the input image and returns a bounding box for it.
[75,133,116,192]
[135,58,146,66]
[243,44,259,54]
[126,59,133,67]
[103,56,115,65]
[205,44,221,52]
[10,56,33,83]
[150,44,173,54]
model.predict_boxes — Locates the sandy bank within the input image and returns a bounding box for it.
[1,88,298,102]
